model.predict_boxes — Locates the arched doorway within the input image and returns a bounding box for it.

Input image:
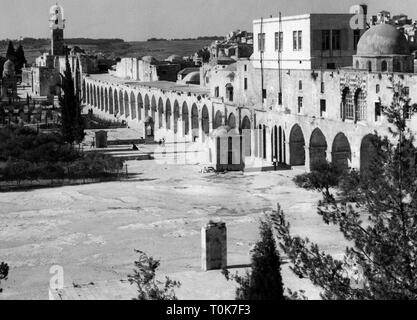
[309,128,327,168]
[137,93,143,121]
[241,116,251,157]
[109,88,114,114]
[124,91,129,117]
[166,100,172,130]
[114,89,119,114]
[173,100,180,134]
[228,113,236,129]
[214,110,223,129]
[144,95,150,118]
[151,96,157,123]
[93,85,96,107]
[201,105,210,142]
[104,88,109,112]
[130,92,136,119]
[119,90,124,115]
[100,87,104,111]
[158,98,164,129]
[289,124,305,166]
[191,104,199,141]
[145,117,154,140]
[332,133,351,171]
[182,102,189,136]
[360,134,378,175]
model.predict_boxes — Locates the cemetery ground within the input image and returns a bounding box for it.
[0,158,349,300]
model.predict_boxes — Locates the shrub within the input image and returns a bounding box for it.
[0,262,9,293]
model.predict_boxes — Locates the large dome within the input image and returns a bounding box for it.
[356,24,410,56]
[3,59,15,77]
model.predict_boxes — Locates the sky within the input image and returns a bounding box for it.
[0,0,415,41]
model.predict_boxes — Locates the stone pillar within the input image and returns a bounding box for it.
[305,145,311,172]
[198,116,204,144]
[201,222,227,271]
[285,141,290,165]
[177,118,184,141]
[266,127,272,164]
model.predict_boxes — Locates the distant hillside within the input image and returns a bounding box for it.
[147,36,224,42]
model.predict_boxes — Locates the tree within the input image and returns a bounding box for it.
[0,262,9,293]
[128,250,181,300]
[15,45,27,74]
[223,218,285,300]
[272,82,417,299]
[59,54,85,145]
[6,41,15,61]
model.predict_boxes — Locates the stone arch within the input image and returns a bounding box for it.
[228,113,236,129]
[124,91,129,117]
[332,133,351,171]
[202,105,210,136]
[119,90,124,115]
[144,94,150,118]
[166,99,172,130]
[309,128,327,168]
[289,124,305,166]
[137,93,143,121]
[214,110,223,129]
[130,92,136,119]
[104,88,109,112]
[151,96,157,121]
[241,115,251,157]
[360,134,378,175]
[114,89,119,114]
[182,102,189,136]
[82,80,86,103]
[173,100,180,134]
[158,97,164,129]
[191,103,199,141]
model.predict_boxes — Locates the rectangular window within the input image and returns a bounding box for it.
[293,31,297,50]
[375,102,381,122]
[275,32,283,51]
[244,64,247,72]
[298,97,303,113]
[320,99,326,117]
[321,82,325,93]
[353,30,361,50]
[244,78,248,90]
[258,33,265,52]
[278,92,282,105]
[214,86,219,98]
[322,30,331,50]
[299,80,303,90]
[279,32,283,52]
[298,31,302,50]
[262,89,267,100]
[332,30,341,50]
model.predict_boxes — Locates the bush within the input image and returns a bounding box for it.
[0,262,9,293]
[128,250,181,300]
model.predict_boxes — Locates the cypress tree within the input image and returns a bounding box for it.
[6,41,16,62]
[273,81,417,299]
[15,45,27,74]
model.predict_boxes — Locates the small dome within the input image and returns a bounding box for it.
[141,56,158,65]
[182,71,200,85]
[357,24,410,56]
[165,54,183,63]
[3,59,15,77]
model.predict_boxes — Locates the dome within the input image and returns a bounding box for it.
[165,54,183,63]
[50,4,64,18]
[3,59,15,77]
[182,71,200,84]
[356,24,410,56]
[141,56,158,65]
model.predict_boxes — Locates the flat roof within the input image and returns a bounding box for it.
[87,73,209,96]
[253,13,354,24]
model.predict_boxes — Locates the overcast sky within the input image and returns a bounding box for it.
[0,0,414,41]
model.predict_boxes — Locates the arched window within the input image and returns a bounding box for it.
[367,61,372,72]
[355,60,360,69]
[381,60,388,72]
[354,89,367,122]
[225,83,234,102]
[342,88,354,120]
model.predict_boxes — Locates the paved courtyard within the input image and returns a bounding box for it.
[0,159,348,300]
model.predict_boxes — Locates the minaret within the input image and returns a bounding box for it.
[49,3,65,56]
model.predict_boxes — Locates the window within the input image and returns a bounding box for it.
[244,78,248,90]
[298,31,303,50]
[262,89,267,100]
[376,84,380,93]
[226,84,234,102]
[293,31,297,50]
[375,102,381,122]
[327,62,336,69]
[404,86,410,96]
[342,88,354,120]
[258,33,265,52]
[214,86,219,98]
[321,82,325,93]
[320,99,326,117]
[354,89,367,122]
[355,60,360,69]
[279,32,284,52]
[299,80,302,90]
[244,64,247,72]
[275,32,283,51]
[353,30,361,50]
[367,61,372,72]
[278,92,282,105]
[332,30,341,50]
[322,30,331,50]
[298,97,303,113]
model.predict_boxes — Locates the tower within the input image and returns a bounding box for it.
[49,3,65,56]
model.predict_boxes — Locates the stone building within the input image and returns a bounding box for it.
[83,7,417,173]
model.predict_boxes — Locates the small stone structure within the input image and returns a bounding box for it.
[201,221,227,271]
